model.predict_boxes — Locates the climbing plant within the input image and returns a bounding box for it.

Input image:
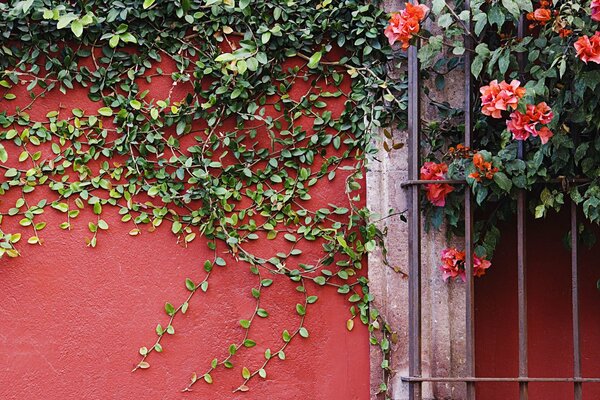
[0,0,410,397]
[385,0,600,281]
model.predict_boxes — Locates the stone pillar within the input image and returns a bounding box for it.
[368,2,468,398]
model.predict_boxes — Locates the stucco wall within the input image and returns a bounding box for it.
[0,57,370,399]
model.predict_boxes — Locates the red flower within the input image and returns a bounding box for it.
[384,3,429,50]
[480,80,526,119]
[537,126,554,144]
[527,8,552,24]
[506,110,537,141]
[440,248,492,281]
[507,102,554,143]
[592,0,600,22]
[574,32,600,64]
[440,247,466,281]
[469,152,499,182]
[420,161,454,207]
[473,255,492,278]
[526,102,554,124]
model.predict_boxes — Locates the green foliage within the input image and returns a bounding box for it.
[0,0,403,395]
[417,0,600,261]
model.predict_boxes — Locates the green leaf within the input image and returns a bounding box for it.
[71,20,84,37]
[143,0,157,9]
[493,172,513,192]
[307,51,322,69]
[242,367,251,379]
[185,278,195,291]
[0,144,7,163]
[98,107,113,117]
[165,302,175,316]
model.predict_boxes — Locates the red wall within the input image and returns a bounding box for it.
[0,58,369,399]
[475,211,600,399]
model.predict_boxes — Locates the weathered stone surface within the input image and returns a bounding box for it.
[369,2,469,397]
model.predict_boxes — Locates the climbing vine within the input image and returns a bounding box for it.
[384,0,600,282]
[0,0,410,397]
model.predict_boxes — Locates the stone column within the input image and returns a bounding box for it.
[368,2,468,398]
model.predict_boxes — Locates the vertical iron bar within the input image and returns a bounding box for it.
[516,15,529,400]
[463,0,475,398]
[571,201,582,400]
[407,42,422,400]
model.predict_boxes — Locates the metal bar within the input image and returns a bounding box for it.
[407,38,422,400]
[400,177,591,187]
[516,14,529,400]
[572,195,582,400]
[402,377,600,383]
[463,0,475,396]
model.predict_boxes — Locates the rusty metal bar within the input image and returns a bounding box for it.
[400,177,591,187]
[407,38,422,400]
[516,14,529,400]
[402,377,600,383]
[572,190,582,400]
[463,0,475,396]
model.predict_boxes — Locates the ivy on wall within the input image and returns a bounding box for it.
[0,0,409,397]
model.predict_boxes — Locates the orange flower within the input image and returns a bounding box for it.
[469,152,499,182]
[526,102,554,124]
[537,126,554,144]
[473,255,492,278]
[480,80,526,119]
[506,110,537,141]
[527,8,552,24]
[420,161,454,207]
[440,247,466,281]
[384,3,429,50]
[507,102,554,144]
[574,32,600,64]
[440,248,492,281]
[592,0,600,22]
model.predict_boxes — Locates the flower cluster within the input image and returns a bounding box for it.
[479,80,526,119]
[593,0,600,22]
[575,32,600,64]
[448,144,473,159]
[384,2,429,50]
[526,1,552,28]
[468,152,498,182]
[506,102,554,144]
[440,247,492,281]
[420,162,454,207]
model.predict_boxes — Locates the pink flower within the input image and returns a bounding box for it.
[440,248,493,281]
[473,255,492,278]
[526,102,554,124]
[480,80,526,118]
[592,0,600,22]
[440,247,466,281]
[384,3,429,50]
[574,32,600,64]
[507,102,554,143]
[420,161,454,207]
[507,110,537,141]
[537,126,554,144]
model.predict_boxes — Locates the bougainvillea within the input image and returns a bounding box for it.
[574,32,600,64]
[420,161,454,207]
[440,247,491,282]
[384,2,429,50]
[394,0,600,285]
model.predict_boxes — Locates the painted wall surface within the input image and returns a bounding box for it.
[0,57,370,399]
[476,212,600,399]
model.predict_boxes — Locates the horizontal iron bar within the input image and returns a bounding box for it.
[400,177,592,187]
[401,377,600,383]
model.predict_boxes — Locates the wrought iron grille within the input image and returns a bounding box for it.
[399,6,600,400]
